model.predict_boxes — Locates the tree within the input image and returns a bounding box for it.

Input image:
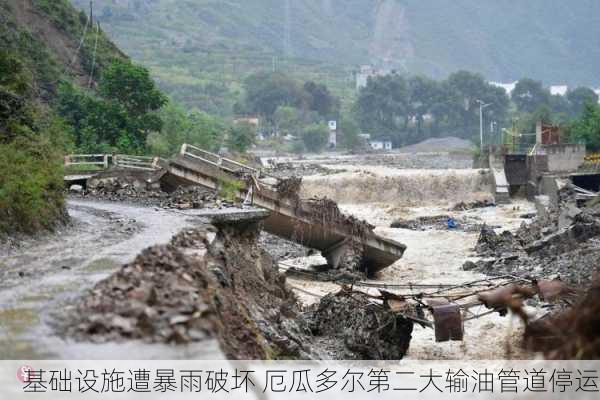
[339,116,361,150]
[227,122,256,152]
[58,60,167,153]
[355,74,409,139]
[441,71,509,141]
[147,103,226,156]
[100,59,166,117]
[512,78,551,114]
[273,106,301,137]
[243,72,307,123]
[301,124,329,153]
[570,103,600,151]
[303,81,339,118]
[567,87,599,117]
[0,49,33,142]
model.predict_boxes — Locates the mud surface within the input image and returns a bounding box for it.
[64,221,412,360]
[0,199,224,359]
[305,288,413,360]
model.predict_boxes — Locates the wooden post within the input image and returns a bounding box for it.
[64,156,71,167]
[103,154,108,169]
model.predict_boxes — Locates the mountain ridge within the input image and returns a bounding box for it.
[70,0,600,112]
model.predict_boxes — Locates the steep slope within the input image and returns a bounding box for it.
[0,0,126,102]
[0,0,128,236]
[69,0,600,114]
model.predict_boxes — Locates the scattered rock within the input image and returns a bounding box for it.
[69,184,83,193]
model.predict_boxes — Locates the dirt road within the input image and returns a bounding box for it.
[0,199,224,359]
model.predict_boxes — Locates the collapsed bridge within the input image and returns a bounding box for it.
[63,145,406,274]
[161,145,406,275]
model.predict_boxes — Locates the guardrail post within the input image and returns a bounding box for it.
[180,144,187,156]
[64,156,71,167]
[103,154,109,169]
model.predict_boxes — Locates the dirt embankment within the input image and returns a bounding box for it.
[66,220,414,360]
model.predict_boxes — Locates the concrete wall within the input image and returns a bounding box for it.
[504,155,528,186]
[543,144,586,172]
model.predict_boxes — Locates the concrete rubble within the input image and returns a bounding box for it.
[470,184,600,287]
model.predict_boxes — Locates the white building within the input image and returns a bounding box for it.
[369,140,392,151]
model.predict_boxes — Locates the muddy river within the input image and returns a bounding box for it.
[1,166,539,360]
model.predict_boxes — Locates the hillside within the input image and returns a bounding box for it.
[0,0,128,236]
[0,0,126,102]
[69,0,600,114]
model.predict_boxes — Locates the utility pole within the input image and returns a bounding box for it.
[477,100,491,154]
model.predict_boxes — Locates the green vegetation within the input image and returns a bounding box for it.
[146,102,224,157]
[570,103,600,151]
[70,0,600,115]
[301,124,329,153]
[354,71,600,149]
[227,122,256,153]
[0,47,70,236]
[0,0,124,236]
[57,59,167,154]
[218,178,244,203]
[355,71,509,146]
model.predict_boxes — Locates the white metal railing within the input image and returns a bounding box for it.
[64,154,109,170]
[64,154,161,172]
[113,154,161,171]
[180,144,259,177]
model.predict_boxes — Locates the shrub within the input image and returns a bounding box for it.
[301,123,329,153]
[0,134,66,236]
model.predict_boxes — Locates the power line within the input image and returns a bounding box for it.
[87,21,100,88]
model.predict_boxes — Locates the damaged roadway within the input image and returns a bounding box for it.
[65,212,415,360]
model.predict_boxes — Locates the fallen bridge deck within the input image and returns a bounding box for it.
[162,144,406,274]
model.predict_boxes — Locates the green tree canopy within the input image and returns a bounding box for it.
[567,87,599,117]
[227,122,256,153]
[512,78,551,114]
[58,59,167,153]
[355,71,510,146]
[570,103,600,151]
[301,123,329,153]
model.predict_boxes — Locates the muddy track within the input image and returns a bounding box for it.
[0,199,223,359]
